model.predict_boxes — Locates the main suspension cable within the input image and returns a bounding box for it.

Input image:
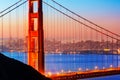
[50,0,120,38]
[43,1,120,41]
[0,0,22,14]
[0,0,28,18]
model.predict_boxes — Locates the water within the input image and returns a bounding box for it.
[45,53,119,73]
[1,52,120,80]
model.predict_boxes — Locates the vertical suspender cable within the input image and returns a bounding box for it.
[90,28,92,69]
[60,6,62,72]
[73,14,75,71]
[23,2,26,63]
[1,17,3,52]
[45,0,48,73]
[78,20,80,70]
[16,5,20,58]
[112,38,114,67]
[22,2,25,63]
[9,12,12,54]
[95,27,98,68]
[53,3,57,73]
[51,0,120,39]
[107,32,109,67]
[101,29,104,69]
[116,37,119,67]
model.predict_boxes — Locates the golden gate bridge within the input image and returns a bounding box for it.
[0,0,120,80]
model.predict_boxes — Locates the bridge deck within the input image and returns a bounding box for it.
[50,67,120,80]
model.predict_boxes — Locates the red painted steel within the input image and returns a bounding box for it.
[28,0,44,74]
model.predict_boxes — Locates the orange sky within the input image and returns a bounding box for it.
[0,0,120,42]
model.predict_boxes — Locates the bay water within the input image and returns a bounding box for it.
[2,52,120,80]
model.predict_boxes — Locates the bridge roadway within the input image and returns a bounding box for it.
[50,67,120,80]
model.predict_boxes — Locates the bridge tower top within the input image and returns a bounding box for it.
[28,0,44,74]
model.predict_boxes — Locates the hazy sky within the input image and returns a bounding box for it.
[53,0,120,34]
[0,0,18,10]
[0,0,120,35]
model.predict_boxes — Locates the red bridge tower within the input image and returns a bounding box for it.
[28,0,44,74]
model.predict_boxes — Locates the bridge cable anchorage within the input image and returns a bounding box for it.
[43,1,120,42]
[0,0,22,14]
[0,0,28,18]
[50,0,120,38]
